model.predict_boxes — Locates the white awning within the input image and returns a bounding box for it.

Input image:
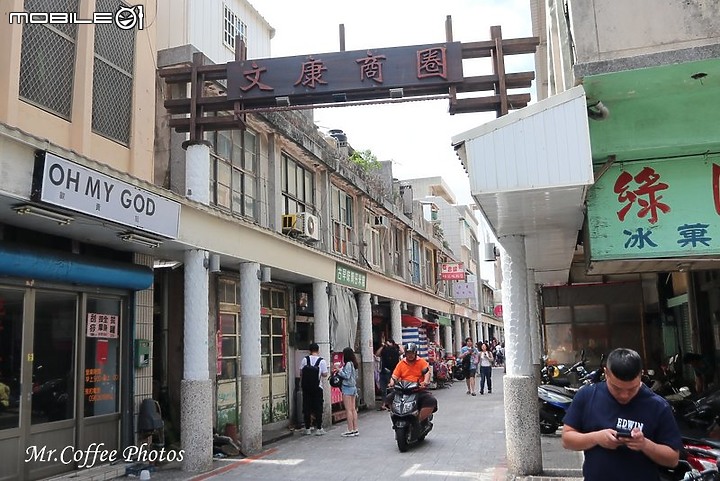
[452,86,594,285]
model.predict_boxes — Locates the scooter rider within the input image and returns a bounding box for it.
[385,343,438,422]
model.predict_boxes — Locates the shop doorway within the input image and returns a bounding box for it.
[0,286,124,480]
[215,281,288,433]
[261,287,288,425]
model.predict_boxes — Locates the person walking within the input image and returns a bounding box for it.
[561,347,682,481]
[375,338,400,397]
[477,342,494,395]
[299,343,328,436]
[334,347,359,437]
[459,337,479,396]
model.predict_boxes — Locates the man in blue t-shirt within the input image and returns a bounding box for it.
[562,348,682,481]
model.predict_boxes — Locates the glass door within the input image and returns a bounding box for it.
[26,290,78,480]
[0,288,24,480]
[80,297,122,455]
[0,288,123,481]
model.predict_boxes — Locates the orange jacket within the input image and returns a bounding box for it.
[392,357,430,383]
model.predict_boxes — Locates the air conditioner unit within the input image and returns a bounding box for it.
[373,215,389,229]
[298,212,320,241]
[283,213,319,241]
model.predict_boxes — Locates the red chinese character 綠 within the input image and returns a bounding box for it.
[613,167,670,224]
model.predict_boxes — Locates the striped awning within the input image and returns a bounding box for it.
[401,314,438,328]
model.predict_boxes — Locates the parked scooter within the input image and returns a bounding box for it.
[538,352,604,434]
[538,384,573,434]
[660,460,720,481]
[541,350,589,388]
[389,380,433,452]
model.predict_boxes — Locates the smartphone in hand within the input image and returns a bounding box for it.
[615,429,632,439]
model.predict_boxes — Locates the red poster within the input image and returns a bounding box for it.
[96,339,109,364]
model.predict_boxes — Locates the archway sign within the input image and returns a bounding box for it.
[159,17,539,141]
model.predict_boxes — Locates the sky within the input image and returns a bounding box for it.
[248,0,536,207]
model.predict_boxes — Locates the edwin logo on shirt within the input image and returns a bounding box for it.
[616,418,644,432]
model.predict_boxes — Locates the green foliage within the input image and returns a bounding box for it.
[349,149,381,171]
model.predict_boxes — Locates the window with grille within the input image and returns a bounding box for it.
[261,287,287,376]
[18,0,79,119]
[92,0,135,145]
[218,278,243,380]
[363,210,382,267]
[208,129,257,219]
[391,226,403,277]
[424,247,434,287]
[331,186,354,257]
[281,153,314,215]
[411,238,421,284]
[223,4,247,52]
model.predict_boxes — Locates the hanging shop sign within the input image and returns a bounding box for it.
[32,151,180,238]
[227,43,463,106]
[587,154,720,260]
[452,281,475,299]
[335,263,366,290]
[440,262,465,280]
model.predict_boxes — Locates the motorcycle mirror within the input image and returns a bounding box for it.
[580,349,585,359]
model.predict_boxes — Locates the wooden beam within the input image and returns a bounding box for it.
[169,116,246,132]
[448,93,530,114]
[491,26,509,116]
[456,72,534,93]
[461,36,540,59]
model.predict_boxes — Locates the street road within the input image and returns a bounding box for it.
[184,370,510,481]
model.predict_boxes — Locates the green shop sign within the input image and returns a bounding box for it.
[335,263,366,290]
[587,154,720,260]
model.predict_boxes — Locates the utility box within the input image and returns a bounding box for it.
[135,339,150,368]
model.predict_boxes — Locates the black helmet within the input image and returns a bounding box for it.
[405,342,418,353]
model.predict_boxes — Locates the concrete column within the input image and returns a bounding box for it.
[500,235,541,476]
[185,142,210,204]
[181,249,212,472]
[357,293,374,408]
[528,270,542,373]
[313,281,332,428]
[390,300,402,348]
[240,262,262,454]
[462,319,470,341]
[484,323,490,342]
[413,305,422,319]
[444,324,453,353]
[453,317,462,355]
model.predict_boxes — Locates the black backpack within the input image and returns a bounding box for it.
[301,356,322,392]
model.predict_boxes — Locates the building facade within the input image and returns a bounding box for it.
[0,0,483,478]
[0,1,159,479]
[454,0,720,475]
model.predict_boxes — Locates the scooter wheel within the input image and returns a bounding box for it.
[540,421,558,435]
[396,426,409,452]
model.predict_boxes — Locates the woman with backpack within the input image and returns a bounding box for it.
[334,347,359,437]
